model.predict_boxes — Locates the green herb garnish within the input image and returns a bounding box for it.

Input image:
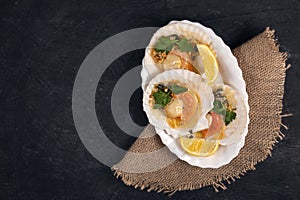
[212,99,236,125]
[212,100,226,116]
[225,110,237,125]
[177,38,195,52]
[152,83,187,109]
[169,84,188,94]
[152,88,172,109]
[155,36,178,53]
[153,104,164,109]
[154,36,195,53]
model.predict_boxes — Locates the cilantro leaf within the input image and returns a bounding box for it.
[225,110,236,125]
[152,90,172,109]
[153,104,164,109]
[212,100,226,116]
[169,84,188,94]
[177,38,195,52]
[155,36,178,53]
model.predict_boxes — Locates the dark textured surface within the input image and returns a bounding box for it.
[1,0,300,199]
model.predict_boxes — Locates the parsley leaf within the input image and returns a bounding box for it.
[153,104,164,109]
[152,90,172,109]
[225,110,237,125]
[155,37,178,53]
[169,84,188,94]
[212,100,226,116]
[212,100,237,125]
[154,36,196,53]
[177,38,195,52]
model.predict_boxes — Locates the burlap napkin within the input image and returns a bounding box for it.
[112,27,289,194]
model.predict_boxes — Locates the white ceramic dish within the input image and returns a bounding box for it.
[141,20,250,168]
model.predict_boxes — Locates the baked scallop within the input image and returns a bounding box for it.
[143,69,214,138]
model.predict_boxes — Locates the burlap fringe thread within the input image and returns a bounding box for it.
[112,27,291,195]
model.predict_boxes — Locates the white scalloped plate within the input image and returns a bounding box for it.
[141,20,250,168]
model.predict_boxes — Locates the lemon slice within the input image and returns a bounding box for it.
[180,135,219,157]
[196,44,219,85]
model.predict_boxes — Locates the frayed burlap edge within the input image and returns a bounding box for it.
[112,27,291,195]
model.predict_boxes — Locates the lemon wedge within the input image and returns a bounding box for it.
[196,44,219,85]
[180,135,219,157]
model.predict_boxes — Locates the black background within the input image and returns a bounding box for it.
[1,0,300,199]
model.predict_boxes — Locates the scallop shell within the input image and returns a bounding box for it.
[141,20,250,168]
[142,20,215,90]
[143,69,214,138]
[218,85,248,146]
